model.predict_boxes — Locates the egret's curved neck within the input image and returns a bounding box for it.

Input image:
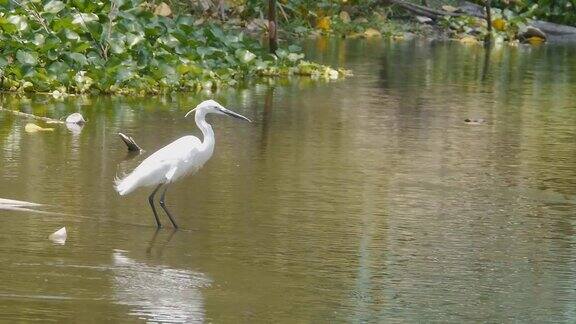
[195,110,215,152]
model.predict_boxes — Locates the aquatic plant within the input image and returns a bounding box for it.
[0,0,347,95]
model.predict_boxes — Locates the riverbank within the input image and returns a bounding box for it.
[0,0,351,96]
[2,0,573,96]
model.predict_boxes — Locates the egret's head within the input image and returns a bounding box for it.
[185,100,251,122]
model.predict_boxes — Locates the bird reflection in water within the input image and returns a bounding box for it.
[112,249,211,323]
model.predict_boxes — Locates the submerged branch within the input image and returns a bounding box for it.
[119,133,143,152]
[0,107,64,124]
[383,0,464,20]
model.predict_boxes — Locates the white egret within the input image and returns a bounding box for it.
[115,100,251,228]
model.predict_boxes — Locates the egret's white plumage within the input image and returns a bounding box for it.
[115,136,204,195]
[115,100,251,228]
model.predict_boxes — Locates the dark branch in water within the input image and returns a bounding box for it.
[383,0,464,20]
[119,133,143,152]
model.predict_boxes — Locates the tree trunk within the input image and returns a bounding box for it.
[268,0,278,53]
[484,0,492,45]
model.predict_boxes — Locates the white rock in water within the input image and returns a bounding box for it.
[49,227,67,244]
[65,113,86,124]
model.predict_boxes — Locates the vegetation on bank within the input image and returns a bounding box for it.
[1,0,574,95]
[0,0,348,95]
[491,0,576,26]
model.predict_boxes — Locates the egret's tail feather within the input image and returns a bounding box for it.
[115,173,140,196]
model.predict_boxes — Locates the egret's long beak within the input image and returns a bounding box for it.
[220,108,252,122]
[184,108,196,118]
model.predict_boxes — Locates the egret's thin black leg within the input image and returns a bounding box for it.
[159,186,178,229]
[148,184,163,228]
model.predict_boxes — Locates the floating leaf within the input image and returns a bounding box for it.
[48,227,67,245]
[25,123,54,133]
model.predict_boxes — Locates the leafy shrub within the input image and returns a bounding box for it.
[0,0,346,94]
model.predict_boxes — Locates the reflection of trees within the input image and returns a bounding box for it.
[112,250,210,323]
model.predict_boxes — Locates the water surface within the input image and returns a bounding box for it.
[1,39,576,322]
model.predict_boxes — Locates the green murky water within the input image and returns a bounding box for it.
[1,39,576,322]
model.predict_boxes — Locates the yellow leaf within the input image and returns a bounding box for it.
[442,5,458,12]
[363,28,381,38]
[347,32,363,39]
[527,36,545,45]
[492,18,506,31]
[25,123,54,133]
[316,16,331,31]
[154,2,172,17]
[339,11,351,23]
[459,36,479,44]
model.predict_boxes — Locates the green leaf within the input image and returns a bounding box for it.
[288,53,304,62]
[46,49,60,61]
[47,61,70,75]
[65,29,80,41]
[288,45,302,53]
[67,53,88,66]
[126,33,144,48]
[32,34,45,47]
[0,17,18,33]
[71,42,91,53]
[16,50,38,66]
[109,39,126,54]
[51,17,75,32]
[275,49,288,59]
[44,1,66,14]
[72,13,99,25]
[235,49,256,64]
[196,46,216,57]
[7,15,28,31]
[158,34,180,48]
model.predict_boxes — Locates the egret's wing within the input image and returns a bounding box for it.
[165,167,178,182]
[134,136,202,180]
[116,136,203,193]
[139,136,201,166]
